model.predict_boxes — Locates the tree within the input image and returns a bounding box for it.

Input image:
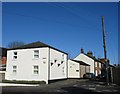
[8,41,25,48]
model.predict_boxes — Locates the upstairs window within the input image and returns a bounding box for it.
[13,52,17,59]
[34,50,39,59]
[62,54,64,60]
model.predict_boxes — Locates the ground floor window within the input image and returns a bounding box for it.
[33,65,39,74]
[13,65,17,73]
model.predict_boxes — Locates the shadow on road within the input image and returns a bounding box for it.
[61,86,102,94]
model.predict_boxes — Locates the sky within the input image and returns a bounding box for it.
[2,2,118,64]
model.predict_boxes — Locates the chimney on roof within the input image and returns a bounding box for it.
[81,48,84,53]
[87,51,93,57]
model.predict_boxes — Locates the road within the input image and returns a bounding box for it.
[1,79,120,94]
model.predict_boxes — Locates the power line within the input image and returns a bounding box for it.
[48,3,101,31]
[3,11,81,28]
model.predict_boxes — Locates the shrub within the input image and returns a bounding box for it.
[1,80,46,84]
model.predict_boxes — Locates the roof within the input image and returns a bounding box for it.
[0,47,7,57]
[7,41,68,54]
[70,59,90,66]
[83,53,103,64]
[83,53,97,61]
[109,64,115,68]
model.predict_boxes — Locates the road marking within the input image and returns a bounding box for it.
[82,85,87,86]
[88,85,95,87]
[102,90,112,92]
[96,91,102,92]
[55,89,67,92]
[112,90,118,92]
[89,88,96,90]
[96,85,101,87]
[73,84,77,87]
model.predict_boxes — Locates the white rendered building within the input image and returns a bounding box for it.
[5,41,68,84]
[74,49,102,76]
[68,59,90,78]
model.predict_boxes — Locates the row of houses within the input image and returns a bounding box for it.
[0,41,107,84]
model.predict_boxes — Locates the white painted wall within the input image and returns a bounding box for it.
[5,47,68,84]
[5,47,49,84]
[49,48,67,80]
[99,63,102,74]
[68,60,80,78]
[74,53,95,74]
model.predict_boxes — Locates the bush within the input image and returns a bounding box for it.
[1,80,46,84]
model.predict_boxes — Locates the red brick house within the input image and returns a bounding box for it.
[0,47,7,80]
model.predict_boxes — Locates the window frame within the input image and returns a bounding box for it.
[13,65,17,73]
[34,50,39,59]
[33,65,39,75]
[13,51,18,60]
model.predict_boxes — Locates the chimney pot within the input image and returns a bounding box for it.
[81,48,84,53]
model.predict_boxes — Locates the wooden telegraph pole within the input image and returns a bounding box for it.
[102,16,109,85]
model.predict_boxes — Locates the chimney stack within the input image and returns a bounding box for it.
[81,48,84,53]
[87,51,93,57]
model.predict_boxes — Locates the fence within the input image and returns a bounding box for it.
[112,66,120,85]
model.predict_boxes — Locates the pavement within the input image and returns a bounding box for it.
[1,79,120,94]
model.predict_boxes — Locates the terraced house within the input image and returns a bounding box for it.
[74,48,103,76]
[5,41,68,84]
[0,47,7,80]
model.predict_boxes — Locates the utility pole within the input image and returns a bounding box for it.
[102,16,109,85]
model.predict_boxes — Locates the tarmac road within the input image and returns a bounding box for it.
[1,79,120,94]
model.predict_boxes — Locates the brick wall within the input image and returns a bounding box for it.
[0,57,7,65]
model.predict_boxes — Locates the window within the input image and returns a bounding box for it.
[33,65,39,74]
[13,52,17,59]
[76,70,79,72]
[13,66,17,73]
[95,62,97,67]
[62,67,64,72]
[62,54,64,59]
[34,50,39,59]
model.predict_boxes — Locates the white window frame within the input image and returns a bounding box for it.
[13,65,17,73]
[95,62,97,67]
[62,54,64,59]
[13,52,17,60]
[99,63,101,68]
[34,50,39,59]
[33,65,39,74]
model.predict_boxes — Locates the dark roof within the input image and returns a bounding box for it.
[83,53,97,60]
[7,41,68,54]
[109,64,115,68]
[0,47,7,57]
[71,59,90,66]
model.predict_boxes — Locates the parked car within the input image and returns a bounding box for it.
[83,73,95,79]
[96,74,106,81]
[96,74,105,79]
